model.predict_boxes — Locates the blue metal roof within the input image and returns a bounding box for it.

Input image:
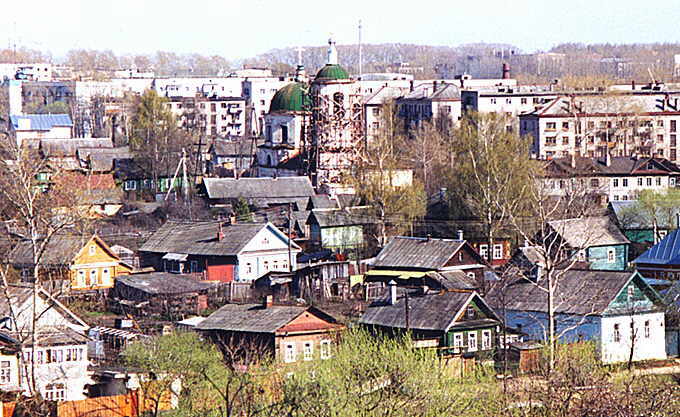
[10,114,73,131]
[634,229,680,265]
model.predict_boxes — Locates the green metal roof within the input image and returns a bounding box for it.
[269,82,311,113]
[315,64,350,81]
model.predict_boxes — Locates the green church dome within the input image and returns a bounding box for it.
[269,82,311,113]
[315,64,350,81]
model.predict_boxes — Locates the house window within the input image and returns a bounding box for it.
[521,98,527,104]
[481,330,492,350]
[614,324,621,342]
[303,342,313,361]
[284,343,296,363]
[627,285,635,301]
[45,383,65,401]
[468,333,478,352]
[590,178,599,187]
[246,263,252,274]
[644,320,650,338]
[493,244,503,260]
[638,178,643,186]
[478,244,488,259]
[613,178,619,187]
[466,306,476,319]
[453,333,463,350]
[0,361,11,383]
[101,269,110,284]
[89,269,97,285]
[88,245,96,255]
[77,270,86,286]
[656,177,662,186]
[646,177,652,186]
[546,122,556,131]
[458,252,463,262]
[124,180,136,191]
[607,249,615,263]
[263,261,269,271]
[320,340,331,359]
[622,179,628,187]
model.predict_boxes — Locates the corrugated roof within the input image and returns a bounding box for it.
[372,236,465,270]
[548,216,629,248]
[197,303,326,333]
[10,114,73,131]
[114,273,217,295]
[634,228,680,265]
[360,290,498,331]
[203,176,315,200]
[139,221,297,256]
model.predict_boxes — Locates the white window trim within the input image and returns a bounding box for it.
[481,329,492,350]
[284,343,296,363]
[468,332,478,352]
[303,342,313,361]
[320,340,331,359]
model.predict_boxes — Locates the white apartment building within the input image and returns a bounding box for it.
[0,63,53,82]
[520,92,680,160]
[542,155,680,202]
[165,96,250,139]
[243,76,295,136]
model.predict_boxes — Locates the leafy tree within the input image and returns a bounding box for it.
[348,102,427,248]
[618,188,680,243]
[129,89,193,196]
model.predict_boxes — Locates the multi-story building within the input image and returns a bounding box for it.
[165,96,250,139]
[396,81,462,131]
[243,76,295,136]
[542,155,680,202]
[520,92,680,160]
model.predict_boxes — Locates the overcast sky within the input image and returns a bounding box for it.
[2,0,679,60]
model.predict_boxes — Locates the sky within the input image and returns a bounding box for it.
[2,0,680,61]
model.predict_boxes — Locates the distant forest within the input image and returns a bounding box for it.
[4,42,680,83]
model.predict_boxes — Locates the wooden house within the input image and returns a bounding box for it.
[139,221,301,283]
[488,269,667,364]
[11,234,133,291]
[107,272,219,318]
[0,284,91,401]
[367,236,493,290]
[201,176,315,210]
[359,282,502,360]
[306,207,374,253]
[196,298,345,364]
[547,216,630,271]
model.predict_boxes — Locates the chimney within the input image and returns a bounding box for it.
[570,153,576,169]
[263,295,273,308]
[457,230,464,241]
[217,223,225,241]
[502,62,511,79]
[433,81,438,93]
[631,80,636,90]
[388,280,397,305]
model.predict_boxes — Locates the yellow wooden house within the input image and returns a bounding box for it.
[11,234,133,291]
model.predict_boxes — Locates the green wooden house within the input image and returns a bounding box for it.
[359,283,502,359]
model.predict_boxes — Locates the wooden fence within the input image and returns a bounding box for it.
[1,390,153,417]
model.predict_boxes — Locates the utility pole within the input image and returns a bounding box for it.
[287,202,293,273]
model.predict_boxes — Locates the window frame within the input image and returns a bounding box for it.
[468,332,478,352]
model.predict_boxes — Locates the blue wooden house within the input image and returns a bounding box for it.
[488,269,666,364]
[548,216,629,271]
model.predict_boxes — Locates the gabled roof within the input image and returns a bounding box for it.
[0,284,88,329]
[372,236,466,270]
[548,216,629,248]
[10,114,73,131]
[10,234,119,267]
[40,138,113,157]
[488,270,661,316]
[203,176,315,200]
[359,290,499,331]
[114,273,217,295]
[197,303,339,334]
[424,271,479,291]
[308,207,375,227]
[139,221,299,256]
[634,228,680,265]
[545,156,680,177]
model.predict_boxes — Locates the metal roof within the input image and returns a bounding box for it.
[10,114,73,131]
[269,82,311,113]
[634,228,680,265]
[203,176,315,200]
[372,236,465,270]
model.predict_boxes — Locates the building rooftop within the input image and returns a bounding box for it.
[10,114,73,131]
[372,236,466,270]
